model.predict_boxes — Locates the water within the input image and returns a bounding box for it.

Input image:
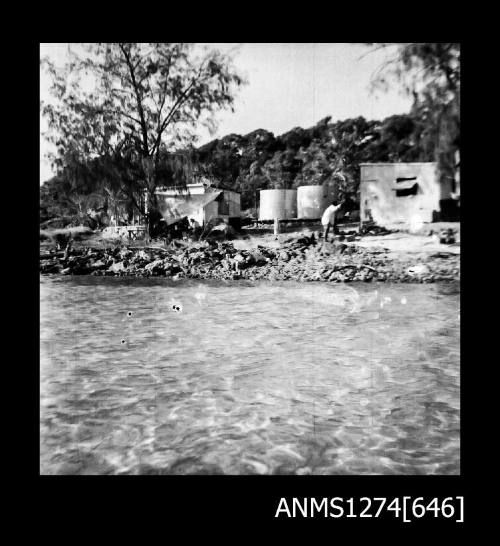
[40,276,460,475]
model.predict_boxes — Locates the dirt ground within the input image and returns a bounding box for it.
[355,232,460,257]
[40,221,460,262]
[234,222,460,258]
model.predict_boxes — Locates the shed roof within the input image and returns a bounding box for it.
[359,162,437,166]
[156,185,241,196]
[159,191,222,225]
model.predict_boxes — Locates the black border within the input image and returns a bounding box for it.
[26,35,479,530]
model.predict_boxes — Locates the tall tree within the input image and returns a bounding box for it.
[367,43,460,183]
[41,43,244,228]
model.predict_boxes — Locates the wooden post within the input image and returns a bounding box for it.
[274,217,280,238]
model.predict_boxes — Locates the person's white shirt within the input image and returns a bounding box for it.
[321,203,341,226]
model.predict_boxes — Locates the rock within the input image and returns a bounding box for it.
[440,235,455,244]
[119,249,133,260]
[134,250,151,262]
[38,234,459,284]
[107,261,126,274]
[143,259,164,273]
[407,264,430,276]
[89,259,106,270]
[250,251,267,265]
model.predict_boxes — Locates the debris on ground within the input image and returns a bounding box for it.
[40,230,460,284]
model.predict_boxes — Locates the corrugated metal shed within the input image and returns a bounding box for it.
[160,191,222,225]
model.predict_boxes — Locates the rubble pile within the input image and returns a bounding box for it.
[359,223,396,236]
[40,234,460,283]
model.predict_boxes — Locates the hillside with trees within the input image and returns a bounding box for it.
[40,109,455,225]
[194,43,460,212]
[40,43,460,227]
[193,111,441,211]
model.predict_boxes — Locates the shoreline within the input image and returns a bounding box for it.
[40,234,460,283]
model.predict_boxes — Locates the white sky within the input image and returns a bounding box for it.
[40,43,412,183]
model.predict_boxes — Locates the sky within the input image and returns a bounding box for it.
[40,43,412,183]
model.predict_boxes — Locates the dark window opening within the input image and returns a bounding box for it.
[394,176,418,197]
[395,184,418,197]
[396,176,417,183]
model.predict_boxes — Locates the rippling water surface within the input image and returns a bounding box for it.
[40,276,460,475]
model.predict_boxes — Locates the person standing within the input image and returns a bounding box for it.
[321,200,342,244]
[190,218,202,240]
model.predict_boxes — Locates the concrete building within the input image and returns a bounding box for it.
[359,162,456,228]
[155,182,241,227]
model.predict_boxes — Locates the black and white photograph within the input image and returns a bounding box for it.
[39,43,460,477]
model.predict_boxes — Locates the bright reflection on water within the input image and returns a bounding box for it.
[40,276,460,475]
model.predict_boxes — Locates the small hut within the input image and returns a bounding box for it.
[155,182,241,228]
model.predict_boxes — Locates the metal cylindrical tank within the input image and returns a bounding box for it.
[259,189,297,220]
[297,185,333,219]
[297,186,327,219]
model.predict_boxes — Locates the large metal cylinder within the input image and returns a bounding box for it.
[297,184,335,219]
[259,189,297,220]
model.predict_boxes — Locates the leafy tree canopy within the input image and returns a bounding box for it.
[41,43,460,222]
[41,43,245,224]
[366,43,460,182]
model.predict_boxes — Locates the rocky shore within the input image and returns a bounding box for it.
[40,234,460,283]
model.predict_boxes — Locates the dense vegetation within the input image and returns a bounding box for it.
[194,112,442,211]
[40,43,460,227]
[40,109,454,224]
[40,43,243,228]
